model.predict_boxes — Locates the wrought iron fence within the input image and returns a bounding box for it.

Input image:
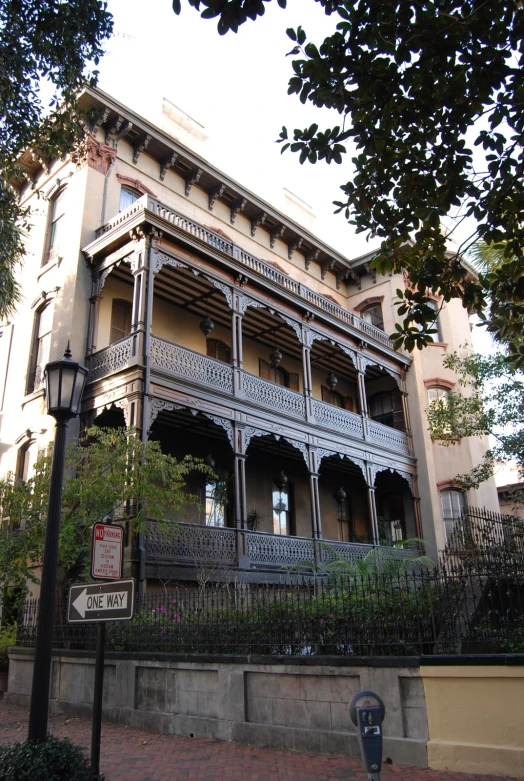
[441,506,524,569]
[16,562,524,657]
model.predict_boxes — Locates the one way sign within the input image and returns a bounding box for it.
[68,580,135,623]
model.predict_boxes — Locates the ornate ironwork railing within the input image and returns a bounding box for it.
[95,195,394,350]
[146,522,237,567]
[312,399,364,439]
[244,531,316,567]
[368,419,410,454]
[150,337,234,394]
[88,336,133,382]
[242,373,306,419]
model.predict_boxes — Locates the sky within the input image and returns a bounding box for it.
[95,0,495,355]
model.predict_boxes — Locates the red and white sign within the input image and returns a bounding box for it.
[91,523,124,580]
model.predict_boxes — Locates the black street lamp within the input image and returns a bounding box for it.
[28,344,88,742]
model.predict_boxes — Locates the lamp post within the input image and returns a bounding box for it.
[27,344,88,742]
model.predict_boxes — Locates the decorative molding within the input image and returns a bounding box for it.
[148,398,182,432]
[345,268,361,289]
[370,464,414,494]
[72,134,116,175]
[238,295,267,316]
[132,134,151,165]
[90,107,110,133]
[436,479,462,491]
[159,152,178,182]
[280,314,303,343]
[201,413,234,449]
[116,173,156,197]
[208,183,226,211]
[207,278,233,309]
[185,167,202,197]
[152,252,187,275]
[230,197,247,224]
[251,211,267,237]
[30,286,60,310]
[270,224,285,249]
[316,448,338,465]
[304,249,319,271]
[288,238,303,260]
[353,296,384,313]
[339,344,358,368]
[424,377,455,390]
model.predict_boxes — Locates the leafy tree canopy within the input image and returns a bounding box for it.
[0,0,113,318]
[0,426,208,602]
[174,0,524,363]
[427,349,524,493]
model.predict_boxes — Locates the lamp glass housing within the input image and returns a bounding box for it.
[45,348,88,418]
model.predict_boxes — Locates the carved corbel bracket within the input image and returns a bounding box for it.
[346,267,361,289]
[320,259,335,280]
[251,211,267,237]
[133,134,151,165]
[288,237,303,260]
[185,167,202,197]
[208,183,226,211]
[304,249,319,271]
[159,152,178,181]
[364,261,377,283]
[105,115,124,144]
[270,224,285,249]
[230,197,247,224]
[90,107,110,134]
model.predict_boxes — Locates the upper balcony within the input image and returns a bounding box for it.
[87,267,410,456]
[88,194,398,355]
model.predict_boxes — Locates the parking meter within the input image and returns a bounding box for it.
[349,691,385,781]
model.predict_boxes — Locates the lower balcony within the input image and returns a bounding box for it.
[144,521,418,581]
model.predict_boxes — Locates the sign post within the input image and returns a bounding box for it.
[68,577,134,781]
[91,522,124,581]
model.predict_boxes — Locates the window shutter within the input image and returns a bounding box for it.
[321,385,331,403]
[288,373,299,392]
[259,358,270,380]
[206,338,218,358]
[344,396,355,412]
[392,389,405,431]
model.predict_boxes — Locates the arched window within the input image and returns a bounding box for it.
[321,385,355,409]
[15,441,31,482]
[43,187,66,266]
[119,187,140,212]
[110,299,132,344]
[206,338,231,363]
[259,359,299,391]
[27,303,53,393]
[361,303,384,331]
[441,488,465,539]
[427,385,450,405]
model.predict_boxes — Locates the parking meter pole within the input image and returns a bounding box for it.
[90,622,106,781]
[349,691,385,781]
[368,773,380,781]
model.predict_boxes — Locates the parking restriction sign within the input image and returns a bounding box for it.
[91,522,124,580]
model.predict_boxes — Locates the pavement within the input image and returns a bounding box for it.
[0,699,520,781]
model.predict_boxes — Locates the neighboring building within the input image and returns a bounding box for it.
[0,87,499,590]
[495,462,524,519]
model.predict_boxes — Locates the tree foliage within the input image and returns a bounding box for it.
[0,0,113,319]
[175,0,524,363]
[427,350,524,491]
[0,426,208,601]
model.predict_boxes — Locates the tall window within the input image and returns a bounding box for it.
[44,188,66,265]
[361,303,384,330]
[427,386,450,405]
[205,481,226,527]
[15,441,31,482]
[110,299,132,344]
[28,303,53,393]
[369,390,404,430]
[427,300,443,342]
[119,187,139,212]
[337,497,353,542]
[272,482,290,535]
[441,489,465,539]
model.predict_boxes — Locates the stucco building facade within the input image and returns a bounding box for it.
[0,87,499,589]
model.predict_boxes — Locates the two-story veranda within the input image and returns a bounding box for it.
[81,194,420,585]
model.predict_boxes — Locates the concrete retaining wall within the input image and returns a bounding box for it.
[6,649,428,767]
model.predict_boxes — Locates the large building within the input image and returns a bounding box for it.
[0,87,499,590]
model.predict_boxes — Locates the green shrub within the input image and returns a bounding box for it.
[0,623,17,670]
[0,736,99,781]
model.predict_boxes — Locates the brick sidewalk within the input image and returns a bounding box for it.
[0,701,518,781]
